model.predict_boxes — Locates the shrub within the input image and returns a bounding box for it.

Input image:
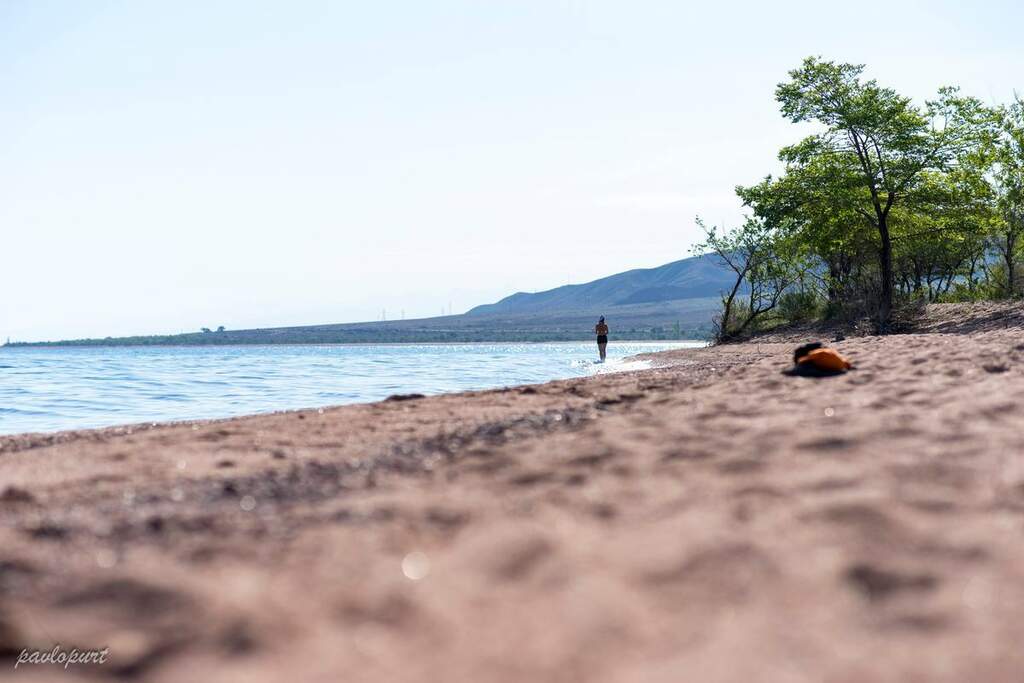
[778,290,822,324]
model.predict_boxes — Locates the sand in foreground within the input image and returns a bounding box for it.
[3,303,1024,681]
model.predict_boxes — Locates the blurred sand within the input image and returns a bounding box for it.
[4,303,1024,681]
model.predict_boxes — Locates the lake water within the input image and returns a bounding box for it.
[0,341,703,435]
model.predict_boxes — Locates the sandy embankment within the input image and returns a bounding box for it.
[3,303,1024,681]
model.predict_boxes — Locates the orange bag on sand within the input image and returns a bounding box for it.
[797,347,852,372]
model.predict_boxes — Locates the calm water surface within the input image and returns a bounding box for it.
[0,341,703,435]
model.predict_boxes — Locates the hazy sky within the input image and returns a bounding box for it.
[3,0,1022,341]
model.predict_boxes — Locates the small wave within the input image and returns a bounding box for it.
[590,359,653,375]
[0,341,688,434]
[0,407,52,416]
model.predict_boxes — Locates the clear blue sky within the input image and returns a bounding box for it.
[3,0,1022,341]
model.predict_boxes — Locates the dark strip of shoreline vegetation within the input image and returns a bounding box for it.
[4,326,709,348]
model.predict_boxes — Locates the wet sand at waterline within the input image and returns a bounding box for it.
[4,303,1024,681]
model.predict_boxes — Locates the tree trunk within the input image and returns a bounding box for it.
[716,269,745,343]
[1005,234,1016,298]
[827,261,841,309]
[878,218,894,330]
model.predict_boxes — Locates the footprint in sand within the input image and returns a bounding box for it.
[807,502,912,546]
[660,447,715,462]
[797,437,854,452]
[843,562,938,602]
[336,591,419,630]
[801,477,861,493]
[424,506,470,531]
[24,521,69,541]
[0,487,36,505]
[642,543,779,607]
[509,470,557,487]
[563,447,617,469]
[461,529,555,582]
[57,578,194,617]
[717,458,765,475]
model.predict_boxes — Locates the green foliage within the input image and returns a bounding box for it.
[692,217,804,342]
[985,96,1024,297]
[720,56,1011,331]
[778,290,822,324]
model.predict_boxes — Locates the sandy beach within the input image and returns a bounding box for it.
[4,302,1024,681]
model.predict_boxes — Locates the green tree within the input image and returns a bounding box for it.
[990,96,1024,296]
[772,57,991,328]
[693,217,799,342]
[737,171,874,316]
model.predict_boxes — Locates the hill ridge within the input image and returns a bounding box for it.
[467,254,733,316]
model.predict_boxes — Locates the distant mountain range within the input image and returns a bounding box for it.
[6,255,733,346]
[468,255,735,316]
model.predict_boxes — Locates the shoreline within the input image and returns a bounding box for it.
[0,352,676,451]
[4,305,1024,681]
[0,341,703,440]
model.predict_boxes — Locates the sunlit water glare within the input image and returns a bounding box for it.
[0,341,703,435]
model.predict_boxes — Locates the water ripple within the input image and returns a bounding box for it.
[0,341,703,434]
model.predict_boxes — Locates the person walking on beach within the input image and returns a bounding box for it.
[595,316,609,362]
